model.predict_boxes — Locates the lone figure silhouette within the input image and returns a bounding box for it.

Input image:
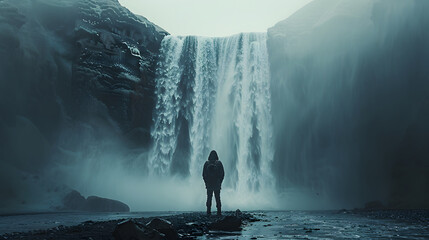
[202,150,224,216]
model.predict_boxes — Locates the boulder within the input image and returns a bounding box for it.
[235,209,242,217]
[113,219,164,240]
[209,215,242,231]
[62,190,130,212]
[86,196,130,212]
[147,218,178,240]
[62,190,88,211]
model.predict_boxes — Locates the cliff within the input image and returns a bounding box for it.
[0,0,167,212]
[0,0,167,148]
[267,0,429,209]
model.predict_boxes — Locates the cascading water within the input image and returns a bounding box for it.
[150,33,275,197]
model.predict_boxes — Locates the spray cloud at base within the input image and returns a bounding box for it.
[56,139,280,211]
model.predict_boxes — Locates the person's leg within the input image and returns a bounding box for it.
[214,190,221,216]
[206,189,214,215]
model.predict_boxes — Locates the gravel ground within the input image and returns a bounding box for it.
[2,210,428,239]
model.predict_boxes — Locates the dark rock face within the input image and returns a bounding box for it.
[62,190,130,212]
[70,0,167,146]
[0,0,167,211]
[0,0,167,154]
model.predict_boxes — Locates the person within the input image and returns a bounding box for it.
[202,150,224,216]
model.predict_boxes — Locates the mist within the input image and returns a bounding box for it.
[1,0,429,214]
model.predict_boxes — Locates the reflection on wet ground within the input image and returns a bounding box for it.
[203,210,429,239]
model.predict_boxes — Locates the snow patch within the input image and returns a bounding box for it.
[122,41,141,58]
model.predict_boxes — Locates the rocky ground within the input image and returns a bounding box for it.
[0,210,257,240]
[2,209,429,239]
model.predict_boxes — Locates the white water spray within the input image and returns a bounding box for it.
[150,33,275,202]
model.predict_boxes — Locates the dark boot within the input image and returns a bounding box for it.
[217,207,221,216]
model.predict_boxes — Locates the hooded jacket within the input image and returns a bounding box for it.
[202,151,224,190]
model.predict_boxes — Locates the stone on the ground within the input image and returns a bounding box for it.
[235,209,242,217]
[113,219,165,240]
[209,215,242,231]
[147,218,178,240]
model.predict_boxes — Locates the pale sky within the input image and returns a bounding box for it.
[118,0,313,37]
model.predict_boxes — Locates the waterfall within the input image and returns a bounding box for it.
[150,33,274,194]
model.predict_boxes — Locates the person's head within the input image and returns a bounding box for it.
[208,150,218,161]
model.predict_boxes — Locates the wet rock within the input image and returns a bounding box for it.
[185,222,200,227]
[113,219,165,240]
[209,216,242,231]
[147,218,178,240]
[248,216,260,222]
[235,209,242,217]
[190,229,204,236]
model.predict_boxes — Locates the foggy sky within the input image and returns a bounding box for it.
[118,0,313,37]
